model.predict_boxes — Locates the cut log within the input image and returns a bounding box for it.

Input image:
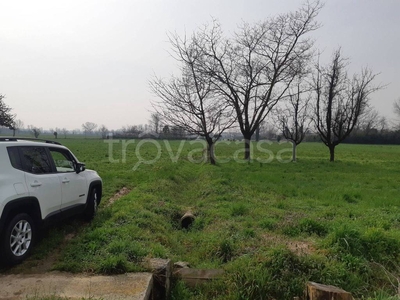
[181,211,195,229]
[306,282,353,300]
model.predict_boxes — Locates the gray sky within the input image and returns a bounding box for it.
[0,0,399,130]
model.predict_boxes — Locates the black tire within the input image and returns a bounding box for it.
[83,187,98,221]
[0,213,36,266]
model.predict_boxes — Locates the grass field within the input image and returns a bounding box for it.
[12,138,400,299]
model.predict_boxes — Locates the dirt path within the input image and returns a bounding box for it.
[1,187,131,275]
[2,232,77,275]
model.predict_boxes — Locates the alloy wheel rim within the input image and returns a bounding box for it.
[10,220,32,257]
[93,191,98,212]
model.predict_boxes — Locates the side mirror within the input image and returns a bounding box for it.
[75,162,86,174]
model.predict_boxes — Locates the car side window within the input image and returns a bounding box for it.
[7,146,23,170]
[19,147,53,174]
[49,148,75,173]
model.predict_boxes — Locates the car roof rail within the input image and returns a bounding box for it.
[0,136,62,145]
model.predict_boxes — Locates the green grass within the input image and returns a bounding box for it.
[17,139,400,299]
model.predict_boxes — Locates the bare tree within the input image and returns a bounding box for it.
[72,129,81,135]
[313,49,381,161]
[276,78,311,161]
[150,63,235,165]
[394,98,400,117]
[357,108,387,135]
[149,113,162,134]
[393,98,400,129]
[150,38,236,164]
[28,125,41,138]
[0,94,14,128]
[54,127,61,139]
[10,119,24,136]
[61,128,68,138]
[82,122,98,138]
[99,124,108,139]
[121,125,142,137]
[179,2,321,160]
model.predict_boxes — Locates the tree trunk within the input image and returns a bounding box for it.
[207,139,216,165]
[329,145,335,162]
[244,138,251,161]
[292,142,297,162]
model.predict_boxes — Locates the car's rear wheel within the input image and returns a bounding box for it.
[83,187,98,220]
[0,213,36,265]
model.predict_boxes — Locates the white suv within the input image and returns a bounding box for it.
[0,137,102,265]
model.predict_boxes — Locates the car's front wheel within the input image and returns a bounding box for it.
[0,213,36,265]
[83,187,99,220]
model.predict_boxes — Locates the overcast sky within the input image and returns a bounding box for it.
[0,0,399,130]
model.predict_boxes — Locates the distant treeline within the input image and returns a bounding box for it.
[303,130,400,145]
[344,130,400,145]
[3,126,400,145]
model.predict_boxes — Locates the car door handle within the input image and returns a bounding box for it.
[62,178,70,184]
[30,180,42,187]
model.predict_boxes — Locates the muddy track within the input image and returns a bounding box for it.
[0,188,131,275]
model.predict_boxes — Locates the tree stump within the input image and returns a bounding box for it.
[306,282,353,300]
